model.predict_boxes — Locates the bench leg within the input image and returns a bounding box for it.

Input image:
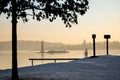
[54,60,56,63]
[32,60,33,66]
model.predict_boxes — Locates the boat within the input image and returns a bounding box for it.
[46,50,69,53]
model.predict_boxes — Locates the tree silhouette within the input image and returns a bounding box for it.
[0,0,89,80]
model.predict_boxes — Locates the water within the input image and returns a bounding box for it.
[0,50,120,70]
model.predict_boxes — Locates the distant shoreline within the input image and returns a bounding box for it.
[1,41,120,51]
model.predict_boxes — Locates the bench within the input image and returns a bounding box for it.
[29,58,80,66]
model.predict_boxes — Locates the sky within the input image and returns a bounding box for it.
[0,0,120,44]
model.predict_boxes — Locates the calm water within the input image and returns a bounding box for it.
[0,50,120,70]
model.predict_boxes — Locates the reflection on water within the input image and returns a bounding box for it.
[0,50,120,70]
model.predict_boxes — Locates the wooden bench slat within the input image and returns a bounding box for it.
[29,58,80,60]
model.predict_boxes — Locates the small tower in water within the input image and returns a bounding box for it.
[40,41,44,53]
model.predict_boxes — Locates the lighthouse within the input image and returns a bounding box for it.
[40,41,44,53]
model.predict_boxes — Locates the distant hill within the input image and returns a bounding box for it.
[0,40,120,51]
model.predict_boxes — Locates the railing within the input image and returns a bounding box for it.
[29,58,80,66]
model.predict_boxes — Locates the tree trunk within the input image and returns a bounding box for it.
[11,0,19,80]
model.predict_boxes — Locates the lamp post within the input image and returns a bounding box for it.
[92,34,96,57]
[104,35,111,55]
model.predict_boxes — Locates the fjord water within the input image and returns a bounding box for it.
[0,50,120,70]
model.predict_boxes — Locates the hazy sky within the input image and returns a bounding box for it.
[0,0,120,44]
